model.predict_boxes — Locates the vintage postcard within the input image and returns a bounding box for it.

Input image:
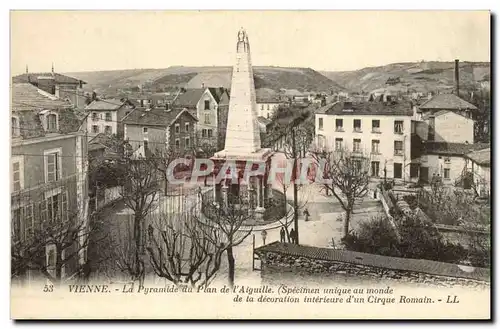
[10,10,491,319]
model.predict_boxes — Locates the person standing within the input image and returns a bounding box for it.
[280,227,286,242]
[261,229,268,246]
[289,228,296,244]
[303,208,310,222]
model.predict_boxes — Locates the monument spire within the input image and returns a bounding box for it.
[222,28,261,154]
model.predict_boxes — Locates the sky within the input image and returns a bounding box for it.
[10,10,491,75]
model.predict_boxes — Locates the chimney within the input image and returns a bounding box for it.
[454,59,460,97]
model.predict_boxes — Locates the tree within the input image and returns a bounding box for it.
[201,192,253,288]
[311,146,370,239]
[146,205,226,289]
[117,158,159,287]
[150,146,182,196]
[11,206,102,287]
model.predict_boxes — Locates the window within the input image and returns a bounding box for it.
[353,139,361,153]
[204,114,211,124]
[45,149,61,183]
[267,113,270,119]
[204,100,210,110]
[92,112,99,121]
[104,126,112,135]
[202,129,207,138]
[185,137,190,147]
[12,158,23,192]
[335,119,343,131]
[44,191,68,223]
[175,139,180,149]
[335,138,343,151]
[92,125,99,134]
[371,161,380,177]
[394,163,402,179]
[11,117,20,137]
[371,140,380,154]
[353,119,362,132]
[46,244,57,277]
[175,124,180,134]
[410,163,419,178]
[394,140,403,155]
[261,105,264,111]
[105,112,112,122]
[394,120,404,134]
[46,114,57,132]
[352,159,362,174]
[444,168,450,179]
[143,127,148,134]
[125,111,131,117]
[444,157,451,164]
[372,120,380,132]
[185,123,190,132]
[207,129,213,138]
[144,141,149,153]
[318,118,323,130]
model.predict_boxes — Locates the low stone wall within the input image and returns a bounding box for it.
[257,250,490,289]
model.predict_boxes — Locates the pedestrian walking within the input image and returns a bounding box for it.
[289,228,296,244]
[303,208,310,222]
[261,229,268,246]
[280,227,286,242]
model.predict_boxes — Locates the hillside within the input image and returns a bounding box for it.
[66,66,345,95]
[321,61,490,94]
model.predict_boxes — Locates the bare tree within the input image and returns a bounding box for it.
[311,146,370,239]
[145,205,226,290]
[150,146,182,196]
[201,191,253,288]
[11,206,102,287]
[117,158,159,287]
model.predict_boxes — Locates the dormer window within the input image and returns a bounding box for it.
[11,116,20,137]
[47,114,57,132]
[40,110,59,133]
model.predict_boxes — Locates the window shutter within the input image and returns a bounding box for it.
[40,200,48,230]
[62,192,68,222]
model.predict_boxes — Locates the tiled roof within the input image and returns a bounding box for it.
[424,142,490,156]
[465,148,490,166]
[419,94,478,111]
[12,83,72,111]
[324,100,413,116]
[255,242,490,282]
[85,98,126,110]
[12,83,82,139]
[12,72,85,85]
[171,89,206,109]
[123,107,197,127]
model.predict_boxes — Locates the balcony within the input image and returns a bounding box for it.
[394,150,404,156]
[371,128,381,134]
[335,127,344,132]
[394,130,404,135]
[353,128,363,133]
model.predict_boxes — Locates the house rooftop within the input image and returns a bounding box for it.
[12,83,72,111]
[424,142,490,157]
[419,93,478,111]
[12,72,86,85]
[171,88,206,109]
[323,100,413,116]
[465,147,490,167]
[123,107,197,127]
[85,98,129,110]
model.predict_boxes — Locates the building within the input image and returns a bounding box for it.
[171,87,230,150]
[464,148,490,197]
[414,142,489,185]
[11,83,89,283]
[418,93,478,119]
[123,107,198,158]
[315,100,413,182]
[256,88,282,118]
[85,98,135,137]
[13,67,88,109]
[414,110,474,144]
[211,28,274,220]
